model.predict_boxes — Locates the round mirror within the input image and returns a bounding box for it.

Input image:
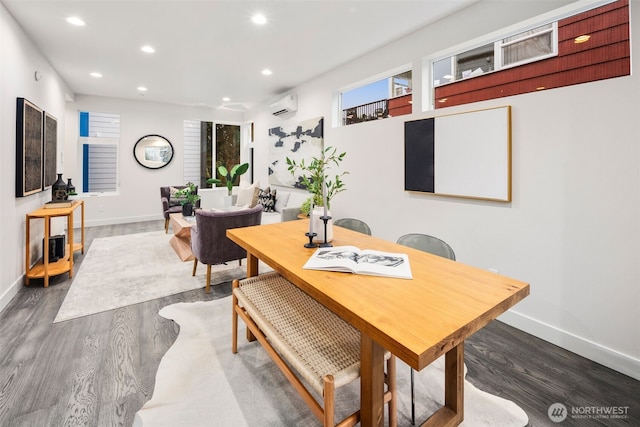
[133,134,174,169]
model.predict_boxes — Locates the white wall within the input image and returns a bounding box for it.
[0,3,72,311]
[247,0,640,380]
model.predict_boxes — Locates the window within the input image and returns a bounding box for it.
[79,111,119,193]
[499,23,556,68]
[183,120,242,189]
[340,70,412,126]
[432,23,557,88]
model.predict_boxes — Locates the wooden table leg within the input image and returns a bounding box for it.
[360,333,386,427]
[246,252,259,277]
[420,342,464,427]
[25,216,31,286]
[43,218,50,288]
[68,210,74,278]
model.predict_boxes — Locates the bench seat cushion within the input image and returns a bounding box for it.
[234,272,361,395]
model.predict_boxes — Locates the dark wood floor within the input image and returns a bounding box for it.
[0,220,637,426]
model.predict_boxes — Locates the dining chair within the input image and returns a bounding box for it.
[396,233,455,425]
[333,218,372,235]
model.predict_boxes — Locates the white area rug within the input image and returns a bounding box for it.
[54,231,246,323]
[134,297,529,426]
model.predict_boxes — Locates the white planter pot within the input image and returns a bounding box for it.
[222,194,234,208]
[310,206,333,243]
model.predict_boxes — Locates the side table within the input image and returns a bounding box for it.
[25,200,85,287]
[169,213,196,261]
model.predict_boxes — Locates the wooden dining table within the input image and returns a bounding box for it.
[227,220,529,427]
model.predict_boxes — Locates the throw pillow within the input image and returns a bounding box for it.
[236,182,260,208]
[274,191,290,213]
[257,187,269,208]
[258,187,276,212]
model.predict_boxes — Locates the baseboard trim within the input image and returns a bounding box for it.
[0,276,21,314]
[75,214,162,228]
[499,309,640,381]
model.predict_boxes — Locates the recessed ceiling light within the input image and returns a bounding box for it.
[536,86,546,91]
[574,35,591,44]
[137,86,148,92]
[252,14,267,25]
[90,72,102,78]
[261,68,272,76]
[66,16,85,26]
[438,98,448,103]
[141,45,155,53]
[222,97,231,102]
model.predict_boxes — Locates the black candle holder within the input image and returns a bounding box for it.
[319,215,333,248]
[304,232,318,248]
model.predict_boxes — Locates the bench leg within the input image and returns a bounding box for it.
[323,375,335,427]
[205,264,212,293]
[232,279,239,354]
[324,375,336,427]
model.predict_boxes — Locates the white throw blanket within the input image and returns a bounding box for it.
[134,297,529,426]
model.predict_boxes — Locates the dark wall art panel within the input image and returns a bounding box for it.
[404,118,435,193]
[16,98,43,197]
[43,112,57,189]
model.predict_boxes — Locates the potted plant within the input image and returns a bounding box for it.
[286,146,347,214]
[286,146,347,242]
[174,182,201,216]
[207,163,249,206]
[207,163,250,195]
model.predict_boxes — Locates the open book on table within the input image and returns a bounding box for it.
[303,246,412,279]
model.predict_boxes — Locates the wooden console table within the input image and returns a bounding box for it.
[25,200,85,287]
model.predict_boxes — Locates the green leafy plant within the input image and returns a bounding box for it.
[174,182,201,205]
[286,146,347,211]
[207,163,249,196]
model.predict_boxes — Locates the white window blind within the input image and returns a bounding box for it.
[83,140,117,192]
[183,120,201,185]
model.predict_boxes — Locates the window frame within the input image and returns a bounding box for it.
[335,64,413,128]
[182,119,251,190]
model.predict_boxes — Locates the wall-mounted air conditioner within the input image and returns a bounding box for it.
[269,94,297,116]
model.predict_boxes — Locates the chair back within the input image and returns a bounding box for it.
[191,205,263,265]
[396,233,455,260]
[334,218,372,235]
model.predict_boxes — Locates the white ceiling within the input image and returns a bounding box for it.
[2,0,479,110]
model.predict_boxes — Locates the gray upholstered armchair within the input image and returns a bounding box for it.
[161,185,200,233]
[191,205,263,293]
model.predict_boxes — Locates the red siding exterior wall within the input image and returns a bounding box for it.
[389,94,413,117]
[434,0,630,108]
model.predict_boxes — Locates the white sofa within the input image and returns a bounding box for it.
[198,183,307,225]
[260,188,306,224]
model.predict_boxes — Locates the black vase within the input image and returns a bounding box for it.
[182,203,193,216]
[66,178,75,195]
[52,174,67,201]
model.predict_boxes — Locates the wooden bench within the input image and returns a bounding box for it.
[232,271,397,427]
